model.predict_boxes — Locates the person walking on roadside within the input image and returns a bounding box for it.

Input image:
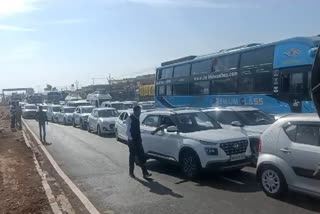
[126,105,152,179]
[36,105,49,144]
[15,101,22,129]
[10,102,16,129]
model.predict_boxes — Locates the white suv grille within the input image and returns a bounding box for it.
[220,140,248,155]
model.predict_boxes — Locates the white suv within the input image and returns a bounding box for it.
[257,114,320,198]
[140,108,251,179]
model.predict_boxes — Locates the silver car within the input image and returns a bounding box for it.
[87,108,119,136]
[56,106,76,125]
[22,104,37,119]
[47,105,61,122]
[73,105,94,129]
[257,113,320,198]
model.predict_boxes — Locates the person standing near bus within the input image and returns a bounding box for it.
[36,105,49,144]
[126,105,152,179]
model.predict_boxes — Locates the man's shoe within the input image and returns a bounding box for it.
[143,172,152,179]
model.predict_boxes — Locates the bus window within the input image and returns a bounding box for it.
[191,59,212,75]
[166,85,172,96]
[190,81,210,95]
[211,78,237,94]
[174,64,191,77]
[255,71,273,93]
[238,71,255,93]
[281,73,290,92]
[158,85,166,95]
[240,46,274,68]
[213,54,239,72]
[173,83,189,95]
[158,67,173,80]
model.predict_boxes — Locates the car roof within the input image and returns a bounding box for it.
[79,105,94,108]
[25,104,36,106]
[143,108,202,115]
[203,106,259,112]
[94,107,116,111]
[63,106,76,109]
[278,113,320,122]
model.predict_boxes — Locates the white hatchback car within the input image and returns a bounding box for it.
[257,114,320,198]
[140,108,251,179]
[115,110,133,141]
[87,108,119,136]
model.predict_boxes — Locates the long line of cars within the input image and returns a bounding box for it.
[40,100,320,200]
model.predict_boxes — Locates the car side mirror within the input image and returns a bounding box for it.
[167,126,178,133]
[231,121,244,127]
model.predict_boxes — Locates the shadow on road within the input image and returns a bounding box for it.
[134,177,183,199]
[146,160,260,193]
[280,194,320,213]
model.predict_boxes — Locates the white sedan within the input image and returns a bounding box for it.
[87,108,119,136]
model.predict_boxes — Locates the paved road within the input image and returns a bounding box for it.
[25,119,320,214]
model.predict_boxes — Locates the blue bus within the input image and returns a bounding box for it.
[155,36,320,114]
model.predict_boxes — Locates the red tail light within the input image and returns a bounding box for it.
[258,138,262,153]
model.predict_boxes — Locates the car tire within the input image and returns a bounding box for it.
[97,125,102,136]
[87,123,91,133]
[180,150,201,180]
[63,118,67,125]
[80,120,84,130]
[72,119,76,127]
[259,165,287,198]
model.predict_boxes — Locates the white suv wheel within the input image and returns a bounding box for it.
[262,169,280,194]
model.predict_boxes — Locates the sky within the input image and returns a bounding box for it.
[0,0,319,91]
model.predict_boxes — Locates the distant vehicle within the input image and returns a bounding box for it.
[202,106,275,164]
[38,104,48,112]
[67,100,90,107]
[115,110,133,141]
[47,105,61,122]
[123,101,137,109]
[47,91,64,104]
[87,108,119,136]
[139,101,155,110]
[56,106,76,125]
[140,108,251,179]
[257,113,320,199]
[155,36,320,114]
[73,105,94,130]
[27,94,43,104]
[87,91,112,107]
[22,104,37,119]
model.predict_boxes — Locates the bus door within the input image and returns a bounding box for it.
[279,67,308,113]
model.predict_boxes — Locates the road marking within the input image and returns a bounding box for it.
[22,130,62,214]
[221,176,245,185]
[23,120,101,214]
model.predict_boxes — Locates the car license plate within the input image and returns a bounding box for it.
[230,153,246,162]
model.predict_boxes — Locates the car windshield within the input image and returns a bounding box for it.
[141,104,155,110]
[82,107,94,113]
[111,103,125,110]
[123,103,134,109]
[175,112,221,133]
[41,106,48,110]
[64,108,76,113]
[236,110,275,126]
[52,107,61,112]
[98,110,119,117]
[205,111,240,125]
[25,105,37,110]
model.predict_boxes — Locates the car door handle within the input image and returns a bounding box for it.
[280,148,291,154]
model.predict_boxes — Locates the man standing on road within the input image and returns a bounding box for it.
[36,105,49,144]
[15,101,22,129]
[126,105,152,179]
[10,102,16,129]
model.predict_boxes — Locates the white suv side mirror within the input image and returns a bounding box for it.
[231,121,244,127]
[167,126,178,133]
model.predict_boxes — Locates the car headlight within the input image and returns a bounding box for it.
[205,148,218,155]
[199,141,218,146]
